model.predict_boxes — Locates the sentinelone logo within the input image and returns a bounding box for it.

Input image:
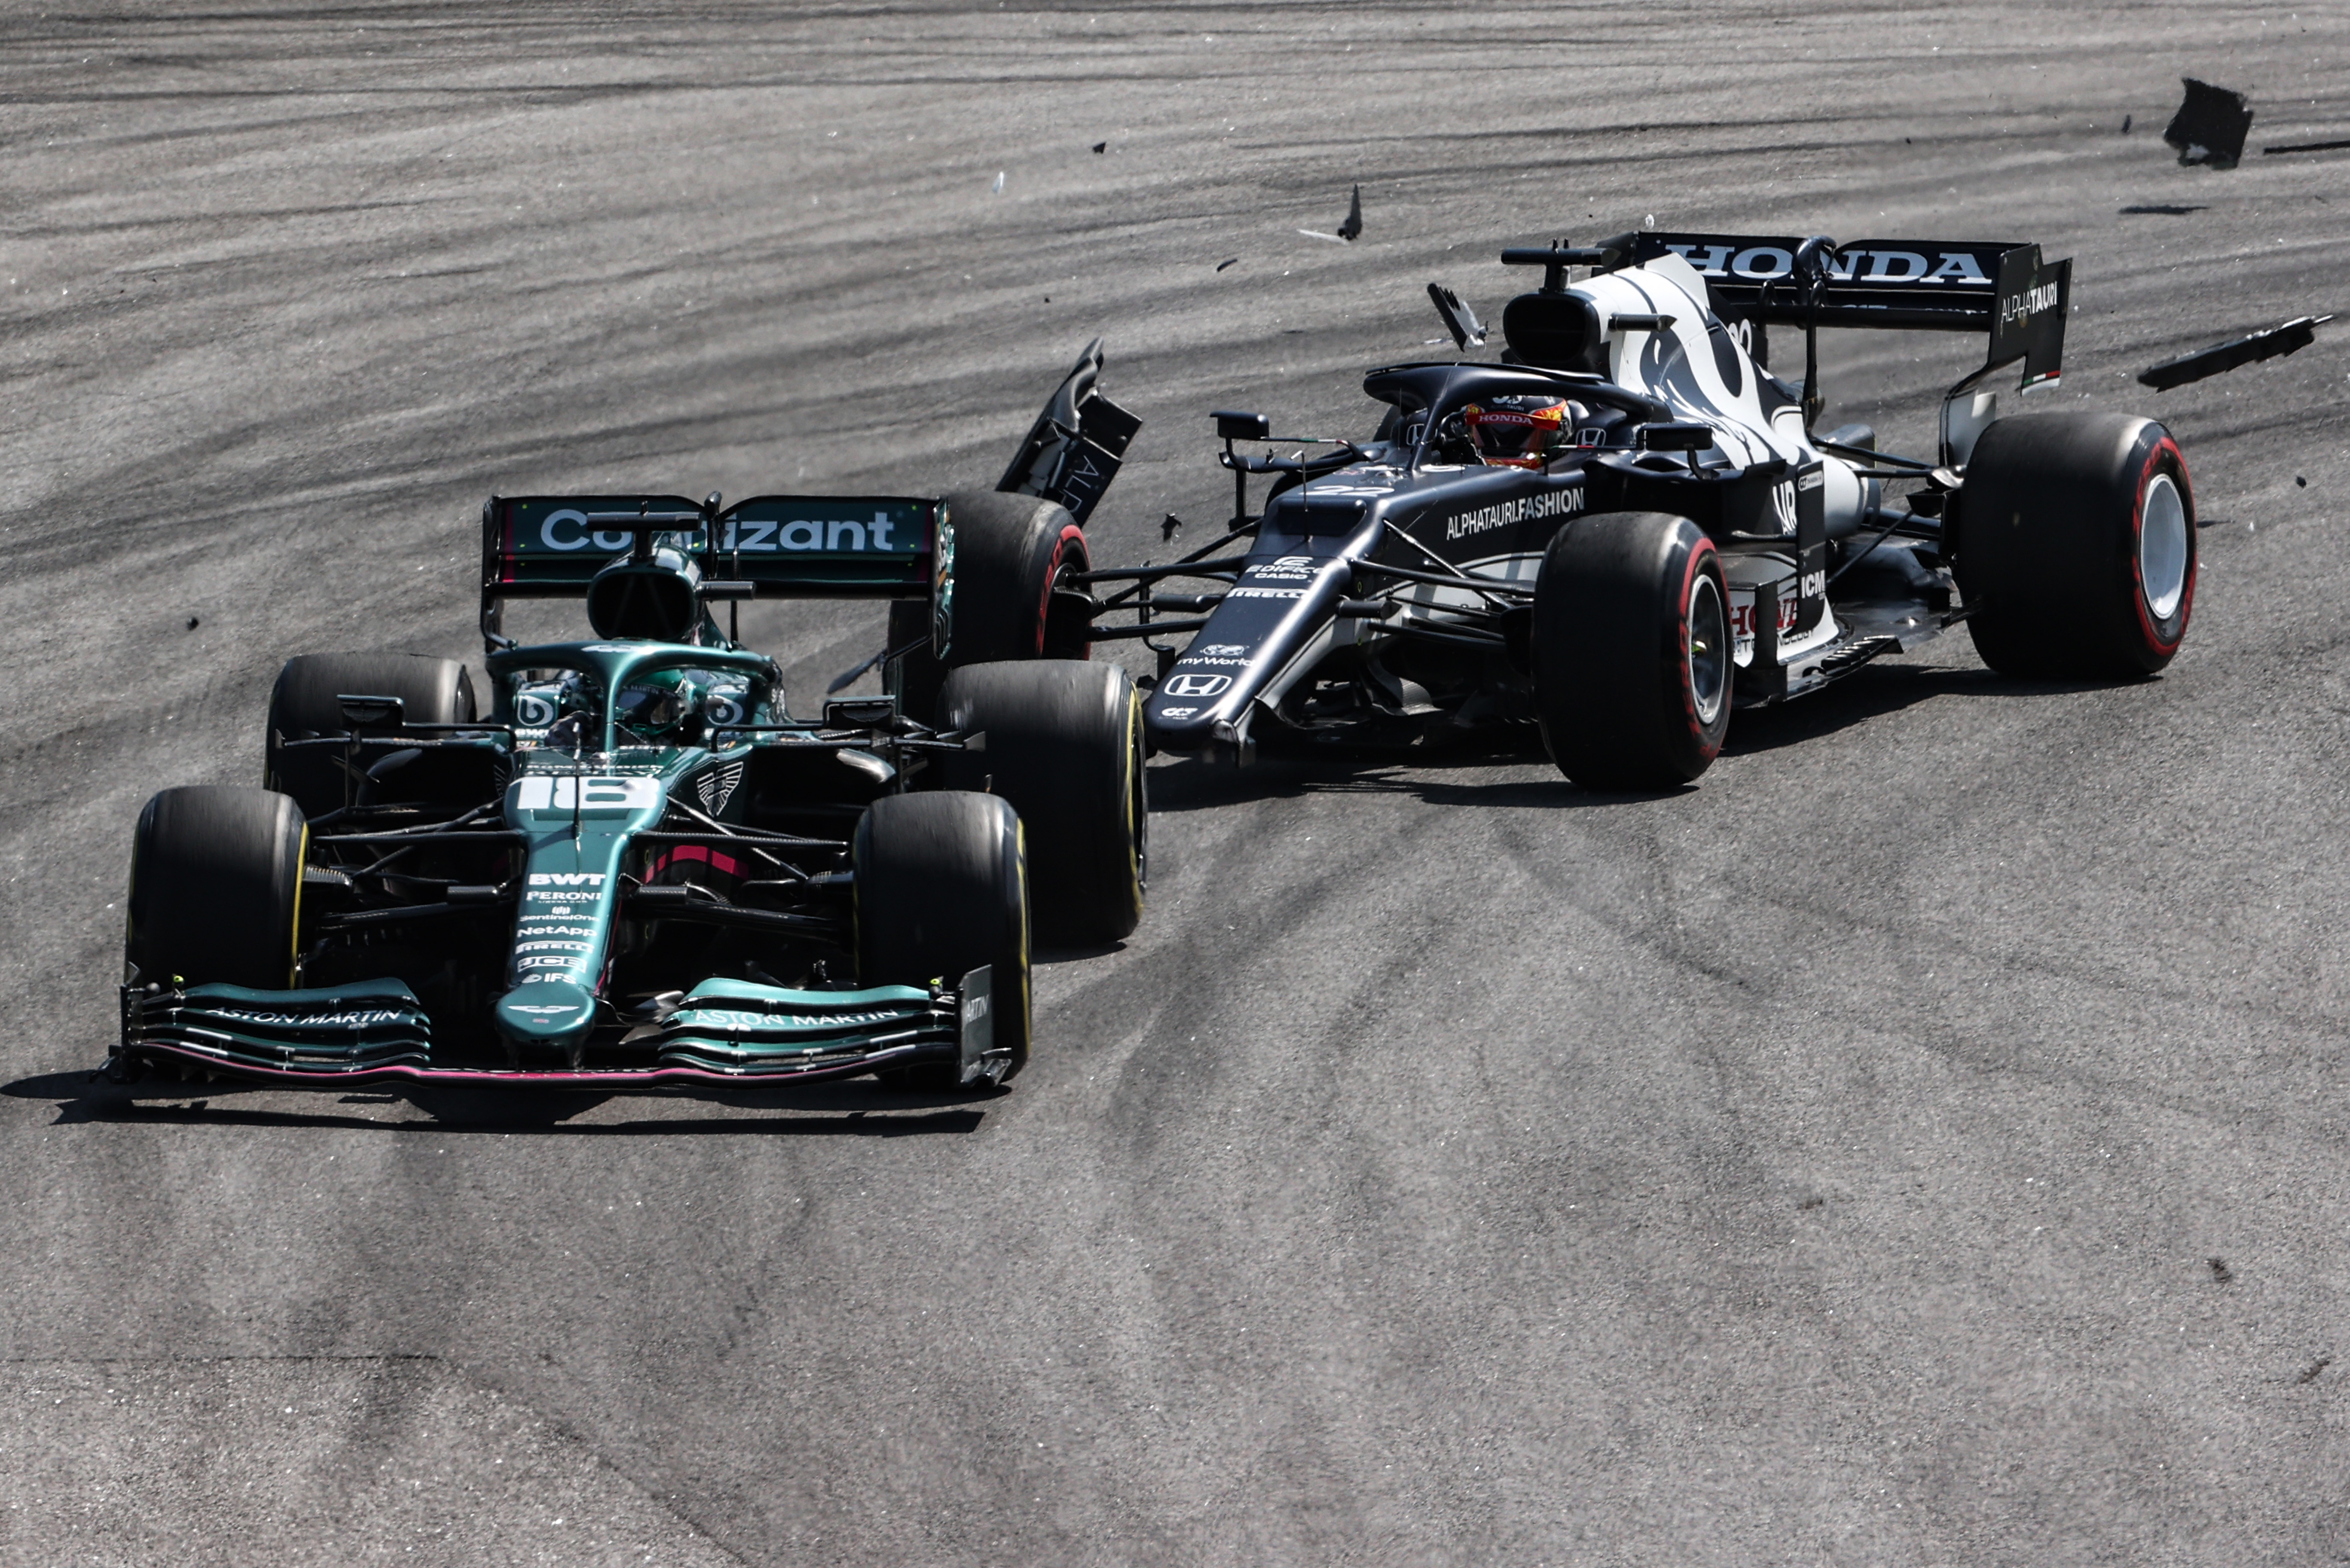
[531,510,919,553]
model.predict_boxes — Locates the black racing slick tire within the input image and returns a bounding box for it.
[936,659,1146,946]
[1956,412,2196,679]
[854,791,1032,1085]
[1532,511,1732,790]
[266,653,477,819]
[889,491,1091,722]
[126,785,306,990]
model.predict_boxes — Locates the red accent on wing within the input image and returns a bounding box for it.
[648,844,746,880]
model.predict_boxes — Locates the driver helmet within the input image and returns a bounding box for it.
[615,668,699,743]
[1462,396,1572,469]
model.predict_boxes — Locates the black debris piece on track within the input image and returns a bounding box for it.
[2164,77,2252,168]
[2138,314,2334,390]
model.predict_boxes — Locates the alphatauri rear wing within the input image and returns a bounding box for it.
[1629,232,2069,391]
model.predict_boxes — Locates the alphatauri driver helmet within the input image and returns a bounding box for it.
[1462,396,1571,469]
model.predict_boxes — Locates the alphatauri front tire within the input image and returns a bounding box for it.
[1532,511,1731,790]
[889,490,1091,721]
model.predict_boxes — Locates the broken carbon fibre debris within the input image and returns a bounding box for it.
[2164,78,2252,169]
[2138,314,2334,390]
[1426,283,1485,350]
[2264,138,2350,157]
[1299,184,1363,244]
[1215,257,1239,272]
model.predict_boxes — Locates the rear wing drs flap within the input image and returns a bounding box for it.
[1627,232,2069,391]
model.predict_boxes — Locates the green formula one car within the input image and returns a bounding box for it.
[115,345,1149,1092]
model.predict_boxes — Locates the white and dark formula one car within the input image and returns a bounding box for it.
[1080,231,2195,787]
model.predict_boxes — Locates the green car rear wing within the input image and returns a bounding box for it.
[480,491,944,647]
[476,339,1142,653]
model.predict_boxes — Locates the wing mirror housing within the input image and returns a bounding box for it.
[1213,410,1270,442]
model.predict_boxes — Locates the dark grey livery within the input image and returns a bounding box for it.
[1079,231,2197,788]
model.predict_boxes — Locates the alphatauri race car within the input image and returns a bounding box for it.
[1082,231,2194,787]
[116,348,1149,1091]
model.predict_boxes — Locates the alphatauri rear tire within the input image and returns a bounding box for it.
[855,791,1032,1086]
[266,653,477,819]
[126,785,306,989]
[1956,412,2196,678]
[1532,511,1731,790]
[889,491,1091,722]
[936,659,1146,946]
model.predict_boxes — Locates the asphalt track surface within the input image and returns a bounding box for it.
[5,3,2350,1563]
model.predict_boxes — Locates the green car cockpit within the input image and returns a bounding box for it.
[490,641,780,756]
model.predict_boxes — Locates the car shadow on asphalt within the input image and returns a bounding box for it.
[2,1068,997,1135]
[1146,744,1629,814]
[1145,662,2154,805]
[1723,662,2156,755]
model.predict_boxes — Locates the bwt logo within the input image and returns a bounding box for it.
[1161,673,1232,699]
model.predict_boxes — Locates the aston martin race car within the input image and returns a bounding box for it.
[115,347,1149,1091]
[1082,231,2194,787]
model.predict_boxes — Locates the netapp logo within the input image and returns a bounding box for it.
[1664,243,1992,286]
[1442,488,1584,540]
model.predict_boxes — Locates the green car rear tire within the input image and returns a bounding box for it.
[266,652,477,819]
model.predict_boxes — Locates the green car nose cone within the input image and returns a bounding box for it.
[495,980,598,1053]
